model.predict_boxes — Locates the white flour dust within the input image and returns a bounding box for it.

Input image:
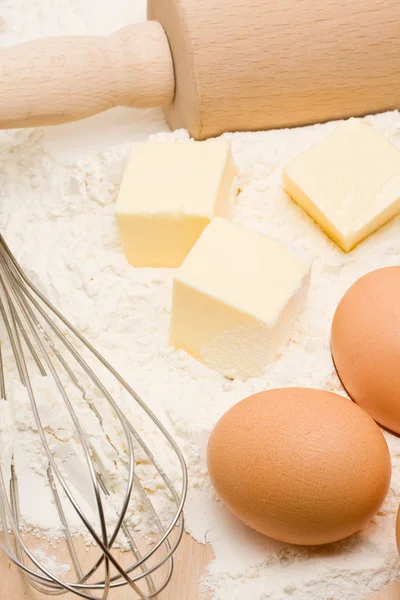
[1,2,400,599]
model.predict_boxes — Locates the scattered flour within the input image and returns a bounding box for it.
[33,549,71,577]
[1,1,400,599]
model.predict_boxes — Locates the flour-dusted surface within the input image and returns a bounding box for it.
[2,114,400,600]
[1,1,400,598]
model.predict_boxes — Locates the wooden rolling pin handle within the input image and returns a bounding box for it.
[0,21,175,129]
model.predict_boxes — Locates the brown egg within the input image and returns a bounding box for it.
[331,267,400,433]
[396,505,400,555]
[207,388,391,546]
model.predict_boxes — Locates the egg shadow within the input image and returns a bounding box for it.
[214,497,375,566]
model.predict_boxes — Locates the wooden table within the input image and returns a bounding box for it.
[0,534,212,600]
[0,533,397,599]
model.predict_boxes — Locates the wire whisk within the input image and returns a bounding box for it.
[0,233,187,599]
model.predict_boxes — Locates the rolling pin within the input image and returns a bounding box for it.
[1,0,400,140]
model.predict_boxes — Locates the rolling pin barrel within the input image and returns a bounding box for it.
[148,0,400,140]
[0,21,174,129]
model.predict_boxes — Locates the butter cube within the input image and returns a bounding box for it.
[116,141,236,267]
[170,218,311,379]
[283,119,400,252]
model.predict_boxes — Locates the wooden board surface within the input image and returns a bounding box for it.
[0,533,212,600]
[0,532,398,599]
[370,584,400,600]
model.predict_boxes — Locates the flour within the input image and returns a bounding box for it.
[2,115,400,600]
[33,550,71,577]
[1,1,400,598]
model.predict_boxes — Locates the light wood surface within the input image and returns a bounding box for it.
[1,0,400,138]
[369,584,400,600]
[0,21,174,129]
[0,531,398,599]
[0,533,212,599]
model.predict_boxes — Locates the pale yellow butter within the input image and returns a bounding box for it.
[170,218,311,379]
[283,118,400,252]
[115,141,236,267]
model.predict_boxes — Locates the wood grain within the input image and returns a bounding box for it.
[0,531,398,598]
[0,21,174,129]
[0,533,213,599]
[1,0,400,137]
[369,584,400,600]
[149,0,400,139]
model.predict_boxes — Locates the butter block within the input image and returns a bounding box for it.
[170,218,311,379]
[283,118,400,252]
[116,141,236,267]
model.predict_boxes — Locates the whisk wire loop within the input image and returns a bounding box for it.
[0,234,187,599]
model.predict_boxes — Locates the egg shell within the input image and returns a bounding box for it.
[396,505,400,555]
[207,388,391,546]
[331,266,400,433]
